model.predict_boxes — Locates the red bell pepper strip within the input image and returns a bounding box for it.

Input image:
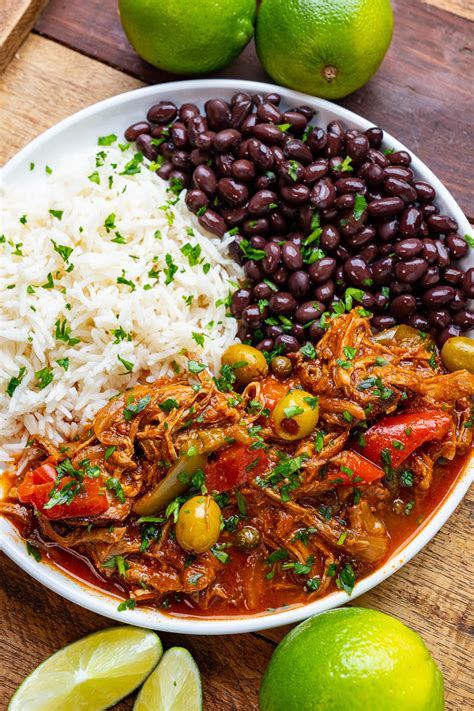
[205,442,268,492]
[359,410,451,468]
[328,450,384,486]
[17,462,109,519]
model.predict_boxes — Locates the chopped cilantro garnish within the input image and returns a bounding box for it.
[6,366,26,397]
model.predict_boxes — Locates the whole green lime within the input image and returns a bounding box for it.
[259,608,444,711]
[255,0,394,99]
[118,0,256,75]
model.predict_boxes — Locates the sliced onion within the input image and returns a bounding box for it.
[132,453,207,516]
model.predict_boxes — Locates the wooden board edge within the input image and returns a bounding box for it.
[0,0,49,74]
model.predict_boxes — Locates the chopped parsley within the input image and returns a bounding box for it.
[6,366,26,397]
[123,395,151,421]
[117,599,136,612]
[35,367,54,390]
[239,239,266,261]
[56,358,69,371]
[98,133,117,146]
[48,209,64,221]
[106,477,126,503]
[353,194,368,221]
[159,398,179,413]
[336,562,356,595]
[26,542,41,562]
[117,354,134,372]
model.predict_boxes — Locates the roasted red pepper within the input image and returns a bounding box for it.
[17,462,108,519]
[205,442,268,492]
[359,410,452,468]
[328,450,384,486]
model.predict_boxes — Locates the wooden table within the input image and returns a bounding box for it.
[1,1,473,709]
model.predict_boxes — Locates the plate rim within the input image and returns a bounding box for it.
[1,78,473,635]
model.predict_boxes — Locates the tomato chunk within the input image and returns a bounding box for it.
[18,463,109,519]
[259,377,290,412]
[205,443,268,493]
[328,450,384,486]
[360,410,451,468]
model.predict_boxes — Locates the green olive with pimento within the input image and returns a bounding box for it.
[271,389,319,441]
[221,344,269,386]
[175,495,222,554]
[441,336,474,374]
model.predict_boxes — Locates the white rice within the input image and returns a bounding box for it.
[0,145,243,462]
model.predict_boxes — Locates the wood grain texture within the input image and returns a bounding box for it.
[424,0,474,21]
[33,0,474,215]
[0,0,48,73]
[1,15,473,711]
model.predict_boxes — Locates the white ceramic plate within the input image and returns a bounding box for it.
[1,79,473,635]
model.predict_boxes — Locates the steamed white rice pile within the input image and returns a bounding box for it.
[0,144,243,462]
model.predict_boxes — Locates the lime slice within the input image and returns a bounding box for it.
[133,647,202,711]
[9,626,162,711]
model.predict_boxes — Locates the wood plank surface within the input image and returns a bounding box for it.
[1,11,473,711]
[33,0,474,216]
[424,0,474,21]
[0,0,48,73]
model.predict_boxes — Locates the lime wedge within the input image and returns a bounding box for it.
[133,647,202,711]
[9,626,162,711]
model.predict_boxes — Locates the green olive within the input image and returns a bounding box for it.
[271,355,293,379]
[441,337,474,374]
[221,344,268,386]
[372,324,433,347]
[175,495,221,554]
[234,526,261,551]
[271,389,319,441]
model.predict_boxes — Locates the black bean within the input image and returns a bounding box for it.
[359,162,384,185]
[308,257,337,284]
[135,133,157,161]
[292,105,315,121]
[325,121,344,157]
[395,238,424,259]
[282,111,308,135]
[169,122,188,148]
[190,148,211,166]
[179,103,200,123]
[214,152,234,177]
[291,323,306,342]
[281,242,303,270]
[231,92,251,106]
[429,309,451,330]
[241,114,258,136]
[230,100,252,130]
[229,159,254,183]
[193,164,217,196]
[169,169,189,188]
[220,205,247,226]
[306,126,327,154]
[359,244,379,263]
[248,139,274,170]
[388,150,411,166]
[390,280,413,296]
[248,190,279,216]
[372,256,395,286]
[185,189,209,214]
[443,266,463,286]
[419,266,440,288]
[257,102,282,124]
[273,267,289,285]
[399,207,423,238]
[314,280,335,303]
[422,285,456,306]
[368,197,405,218]
[265,325,283,339]
[394,257,428,283]
[255,338,274,352]
[172,150,192,170]
[343,256,373,287]
[319,225,339,252]
[372,315,397,331]
[335,194,355,212]
[124,121,151,142]
[453,309,474,329]
[295,300,325,324]
[269,211,288,234]
[285,138,313,164]
[288,270,310,297]
[264,92,281,105]
[205,99,231,131]
[237,325,252,342]
[252,123,286,146]
[390,294,416,319]
[147,101,177,125]
[427,214,458,234]
[377,219,399,242]
[243,219,269,237]
[366,127,383,148]
[188,115,208,141]
[231,289,253,318]
[262,242,282,274]
[435,242,450,268]
[198,209,226,237]
[462,268,474,298]
[158,141,175,160]
[450,289,466,312]
[347,227,376,249]
[335,177,366,194]
[211,129,240,152]
[438,325,462,346]
[367,148,390,167]
[269,292,297,314]
[253,282,272,300]
[384,177,417,203]
[217,177,248,207]
[345,134,370,164]
[156,162,173,180]
[421,204,439,218]
[446,233,469,260]
[310,178,336,209]
[250,237,267,250]
[422,239,438,264]
[413,181,436,203]
[407,314,430,332]
[419,221,430,238]
[241,304,265,328]
[279,160,305,184]
[374,291,389,310]
[275,334,301,353]
[280,184,310,205]
[382,166,414,182]
[256,173,277,191]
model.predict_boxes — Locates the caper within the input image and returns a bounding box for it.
[221,343,269,386]
[441,336,474,374]
[234,526,261,551]
[271,389,319,441]
[271,355,293,379]
[175,495,222,554]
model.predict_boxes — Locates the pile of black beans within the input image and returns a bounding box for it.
[124,92,473,352]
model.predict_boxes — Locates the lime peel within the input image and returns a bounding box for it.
[134,646,202,711]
